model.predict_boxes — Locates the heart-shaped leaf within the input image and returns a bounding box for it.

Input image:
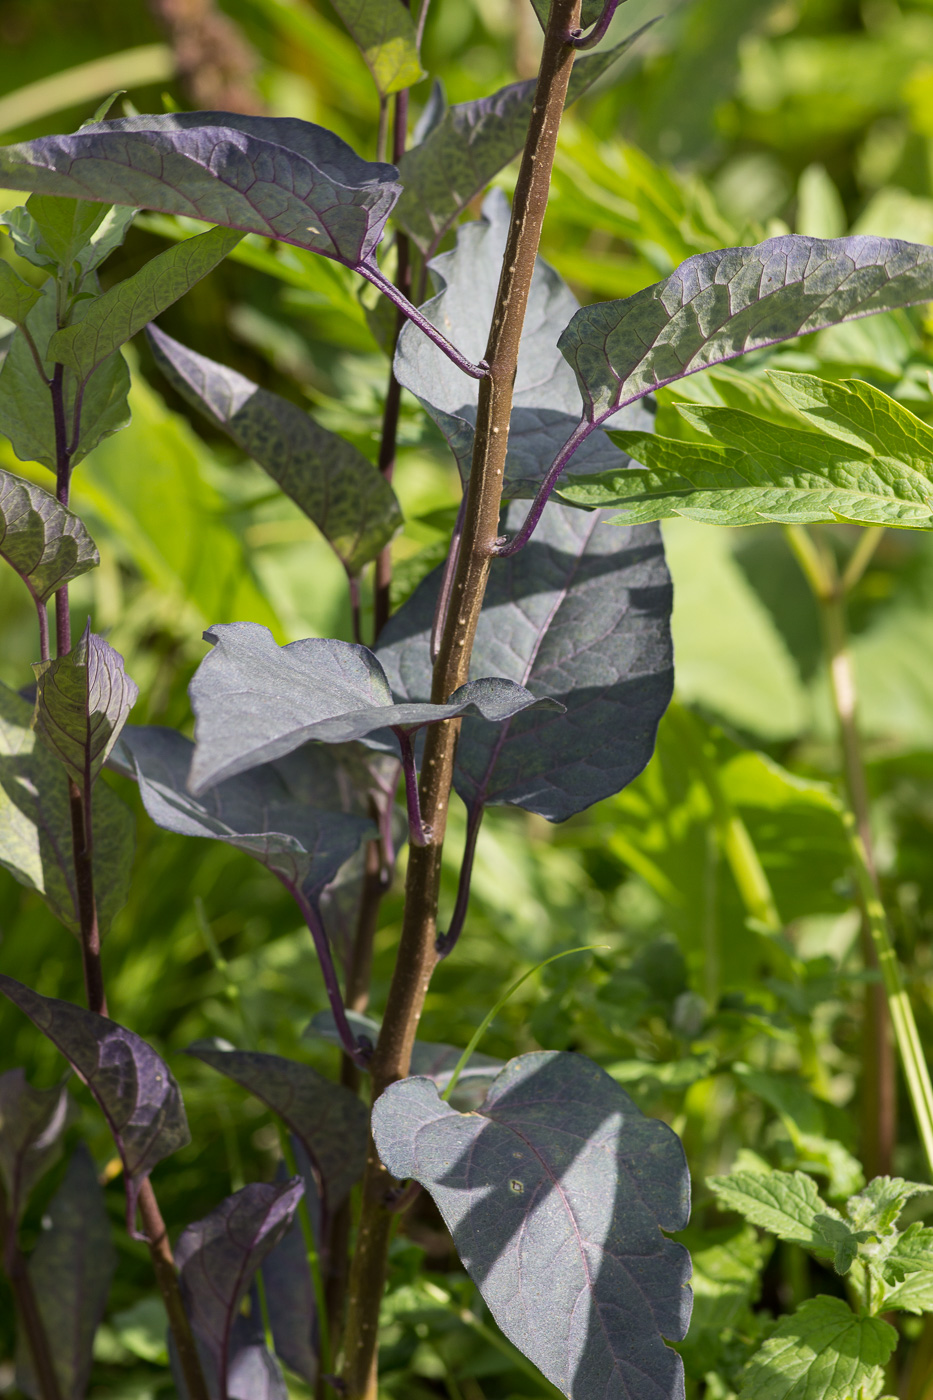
[33,624,138,791]
[15,1144,116,1400]
[0,261,41,324]
[0,1068,73,1233]
[378,501,674,820]
[559,235,933,424]
[0,977,190,1232]
[0,680,134,937]
[0,468,99,604]
[47,223,243,385]
[186,1043,368,1212]
[147,325,402,574]
[113,725,373,897]
[395,32,649,251]
[373,1051,692,1400]
[0,113,401,268]
[331,0,425,96]
[394,190,649,498]
[188,621,562,793]
[175,1178,304,1400]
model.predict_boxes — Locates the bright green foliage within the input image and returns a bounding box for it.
[881,1222,933,1312]
[708,1170,858,1273]
[0,262,40,325]
[330,0,424,96]
[2,199,137,277]
[736,1296,896,1400]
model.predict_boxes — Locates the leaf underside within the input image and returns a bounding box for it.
[33,626,138,790]
[0,467,99,604]
[0,1068,73,1228]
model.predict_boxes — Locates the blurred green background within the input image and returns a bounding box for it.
[3,2,933,1397]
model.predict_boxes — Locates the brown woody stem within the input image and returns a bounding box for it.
[340,6,582,1395]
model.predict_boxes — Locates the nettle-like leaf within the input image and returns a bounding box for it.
[0,261,41,324]
[0,113,401,268]
[15,1143,116,1400]
[559,235,933,425]
[188,621,561,793]
[395,190,650,499]
[735,1296,896,1400]
[395,34,648,251]
[881,1222,933,1312]
[113,725,373,897]
[0,1068,73,1231]
[1,198,137,277]
[372,1051,692,1400]
[563,372,933,529]
[175,1179,304,1400]
[0,977,190,1231]
[147,325,401,574]
[845,1176,930,1235]
[0,468,99,604]
[331,0,424,96]
[33,624,138,791]
[707,1170,858,1275]
[0,680,133,936]
[378,500,673,821]
[187,1043,368,1212]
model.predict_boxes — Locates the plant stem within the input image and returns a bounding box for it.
[570,0,621,47]
[395,727,431,846]
[136,1180,211,1400]
[340,7,582,1394]
[431,494,466,662]
[68,779,107,1016]
[360,261,486,380]
[0,1179,64,1400]
[288,880,371,1068]
[435,802,484,958]
[50,364,72,658]
[492,417,594,556]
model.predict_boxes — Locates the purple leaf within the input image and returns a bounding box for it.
[0,1069,73,1237]
[15,1143,116,1400]
[378,502,673,821]
[0,113,401,268]
[171,1284,291,1400]
[260,1162,317,1386]
[147,325,402,574]
[188,621,562,793]
[33,623,138,791]
[0,468,99,604]
[560,235,933,423]
[112,725,373,898]
[175,1178,304,1400]
[186,1043,368,1212]
[0,977,190,1233]
[373,1051,692,1400]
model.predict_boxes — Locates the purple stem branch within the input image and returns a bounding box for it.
[492,416,595,557]
[570,0,623,47]
[393,727,432,848]
[359,261,487,380]
[430,493,466,663]
[435,802,485,958]
[346,571,363,645]
[287,879,372,1068]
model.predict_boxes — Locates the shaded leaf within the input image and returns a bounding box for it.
[261,1164,317,1387]
[186,1042,368,1211]
[33,624,138,791]
[735,1296,896,1400]
[372,1050,692,1400]
[47,224,243,384]
[530,0,606,27]
[15,1144,115,1400]
[176,1179,304,1399]
[188,621,562,793]
[395,35,648,250]
[881,1223,933,1313]
[0,262,41,324]
[148,324,401,573]
[0,467,99,604]
[394,189,649,498]
[0,977,190,1231]
[378,501,673,821]
[559,235,933,424]
[0,680,133,937]
[0,113,401,268]
[1,199,137,277]
[113,725,373,896]
[0,1068,73,1231]
[331,0,424,96]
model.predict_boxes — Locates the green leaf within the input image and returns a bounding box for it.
[1,200,136,277]
[0,680,133,936]
[530,0,606,27]
[736,1296,896,1400]
[25,195,109,270]
[0,467,99,603]
[708,1169,857,1271]
[0,261,41,324]
[881,1223,933,1313]
[681,1224,770,1337]
[846,1177,930,1235]
[330,0,424,96]
[33,624,138,791]
[47,224,243,384]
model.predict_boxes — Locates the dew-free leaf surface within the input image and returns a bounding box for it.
[148,325,401,573]
[330,0,424,96]
[0,468,99,604]
[33,625,138,790]
[708,1170,857,1272]
[0,1068,73,1230]
[0,261,41,324]
[735,1296,896,1400]
[373,1050,692,1400]
[881,1223,933,1312]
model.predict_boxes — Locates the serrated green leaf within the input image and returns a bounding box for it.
[0,467,98,603]
[736,1297,896,1400]
[33,624,138,791]
[846,1177,930,1235]
[708,1169,856,1269]
[0,261,41,324]
[881,1223,933,1312]
[48,224,243,384]
[0,680,133,936]
[331,0,424,96]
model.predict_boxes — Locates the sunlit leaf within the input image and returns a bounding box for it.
[330,0,424,96]
[33,623,138,790]
[735,1296,896,1400]
[881,1223,933,1312]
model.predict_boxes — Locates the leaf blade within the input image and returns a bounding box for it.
[736,1296,896,1400]
[0,467,99,604]
[331,0,425,96]
[33,625,138,790]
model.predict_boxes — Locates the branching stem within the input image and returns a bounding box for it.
[493,416,595,555]
[394,728,431,847]
[288,880,372,1068]
[570,0,623,47]
[360,261,487,380]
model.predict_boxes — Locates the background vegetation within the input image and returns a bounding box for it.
[3,0,933,1396]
